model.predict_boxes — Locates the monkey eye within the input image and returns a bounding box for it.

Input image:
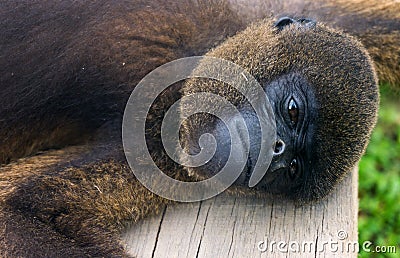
[289,158,298,179]
[288,98,299,125]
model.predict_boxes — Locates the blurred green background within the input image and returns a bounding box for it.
[358,84,400,257]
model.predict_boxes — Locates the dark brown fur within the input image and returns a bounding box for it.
[0,0,398,256]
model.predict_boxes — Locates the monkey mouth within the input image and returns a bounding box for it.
[245,158,253,183]
[234,152,275,188]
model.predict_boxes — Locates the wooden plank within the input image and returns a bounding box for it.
[122,166,358,258]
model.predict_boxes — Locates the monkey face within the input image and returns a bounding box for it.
[181,17,379,202]
[180,73,317,199]
[256,73,318,195]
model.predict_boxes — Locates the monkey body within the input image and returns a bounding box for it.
[0,0,398,256]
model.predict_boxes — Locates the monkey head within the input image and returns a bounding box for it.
[180,17,379,202]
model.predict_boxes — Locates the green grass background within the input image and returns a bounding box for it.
[358,84,400,257]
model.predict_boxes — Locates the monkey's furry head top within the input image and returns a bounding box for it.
[182,18,379,202]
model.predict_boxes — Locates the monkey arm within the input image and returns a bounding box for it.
[0,121,169,257]
[0,146,128,257]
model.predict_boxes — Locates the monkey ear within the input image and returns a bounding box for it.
[274,17,296,31]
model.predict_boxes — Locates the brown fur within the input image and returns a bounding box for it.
[0,0,243,165]
[229,0,400,85]
[0,0,398,256]
[311,0,400,85]
[182,19,379,202]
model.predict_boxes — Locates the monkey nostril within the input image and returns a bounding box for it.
[273,139,285,156]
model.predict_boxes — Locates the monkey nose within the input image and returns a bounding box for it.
[273,139,285,156]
